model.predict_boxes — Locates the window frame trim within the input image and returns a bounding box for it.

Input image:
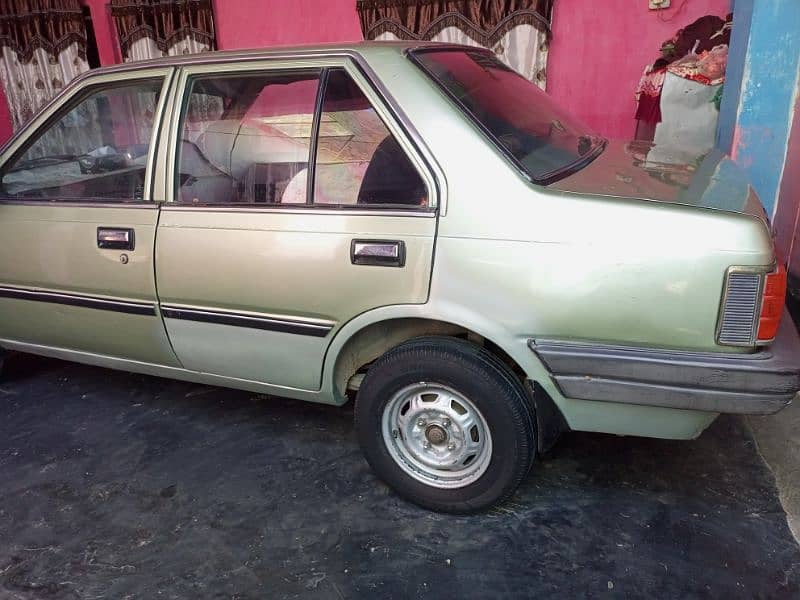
[171,65,325,207]
[0,66,174,205]
[162,55,439,214]
[305,68,329,206]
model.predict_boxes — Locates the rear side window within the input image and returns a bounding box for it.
[1,79,164,201]
[174,67,427,208]
[312,69,427,207]
[411,49,605,184]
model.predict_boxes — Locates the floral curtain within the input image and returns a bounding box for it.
[356,0,553,87]
[110,0,216,62]
[0,0,89,131]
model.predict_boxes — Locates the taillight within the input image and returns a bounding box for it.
[718,263,787,346]
[756,264,787,342]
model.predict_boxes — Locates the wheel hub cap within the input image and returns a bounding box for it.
[381,383,493,489]
[425,424,447,445]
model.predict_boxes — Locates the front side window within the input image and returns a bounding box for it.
[410,49,605,184]
[1,79,164,201]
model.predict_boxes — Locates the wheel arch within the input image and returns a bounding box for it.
[322,305,567,451]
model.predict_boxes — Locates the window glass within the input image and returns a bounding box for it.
[176,72,320,205]
[1,79,164,201]
[313,69,427,207]
[411,49,605,183]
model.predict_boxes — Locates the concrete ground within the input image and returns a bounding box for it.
[749,404,800,541]
[1,354,800,599]
[748,306,800,542]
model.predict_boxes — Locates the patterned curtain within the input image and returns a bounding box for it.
[0,0,89,131]
[356,0,553,88]
[110,0,216,62]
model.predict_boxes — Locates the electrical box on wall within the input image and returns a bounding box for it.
[649,0,671,8]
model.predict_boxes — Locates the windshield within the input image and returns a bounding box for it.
[410,49,605,184]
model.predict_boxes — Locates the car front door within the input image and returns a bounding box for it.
[154,59,437,392]
[0,68,180,367]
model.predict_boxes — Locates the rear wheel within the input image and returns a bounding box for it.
[355,336,536,513]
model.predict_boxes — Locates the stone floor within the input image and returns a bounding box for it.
[1,353,799,599]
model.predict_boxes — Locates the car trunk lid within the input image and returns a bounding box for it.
[550,139,769,224]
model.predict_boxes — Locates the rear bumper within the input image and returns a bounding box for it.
[529,309,800,415]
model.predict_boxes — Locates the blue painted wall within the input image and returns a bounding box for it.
[716,0,752,152]
[719,0,800,217]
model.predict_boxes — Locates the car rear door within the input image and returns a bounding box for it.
[0,68,180,366]
[154,57,438,391]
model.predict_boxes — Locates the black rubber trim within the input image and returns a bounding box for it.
[0,200,157,208]
[0,285,156,316]
[529,309,800,415]
[306,68,328,206]
[524,380,568,453]
[160,306,333,338]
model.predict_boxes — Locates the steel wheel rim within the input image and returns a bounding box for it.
[381,382,493,489]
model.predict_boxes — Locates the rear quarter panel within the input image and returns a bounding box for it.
[363,50,773,353]
[351,49,774,438]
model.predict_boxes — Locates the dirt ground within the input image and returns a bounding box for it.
[1,353,799,599]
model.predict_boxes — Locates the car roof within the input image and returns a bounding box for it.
[91,41,471,75]
[0,40,481,154]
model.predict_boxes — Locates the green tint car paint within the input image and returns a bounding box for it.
[0,43,797,512]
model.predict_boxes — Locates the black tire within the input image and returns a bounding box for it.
[354,336,536,513]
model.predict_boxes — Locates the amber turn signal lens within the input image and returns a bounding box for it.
[757,264,787,342]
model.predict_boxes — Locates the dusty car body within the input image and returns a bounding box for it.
[0,42,798,512]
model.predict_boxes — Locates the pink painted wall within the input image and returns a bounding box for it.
[0,0,362,146]
[84,0,122,66]
[0,0,734,147]
[212,0,362,50]
[0,0,122,146]
[0,87,11,146]
[547,0,731,140]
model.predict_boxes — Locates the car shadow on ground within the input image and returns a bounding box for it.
[0,353,798,599]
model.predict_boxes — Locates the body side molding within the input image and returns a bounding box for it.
[160,306,334,338]
[0,285,156,316]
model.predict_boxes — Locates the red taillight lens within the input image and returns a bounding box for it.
[757,264,787,341]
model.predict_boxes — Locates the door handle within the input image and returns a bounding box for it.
[351,239,405,267]
[97,227,135,251]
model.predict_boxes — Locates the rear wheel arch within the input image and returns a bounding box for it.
[331,317,463,399]
[325,313,567,451]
